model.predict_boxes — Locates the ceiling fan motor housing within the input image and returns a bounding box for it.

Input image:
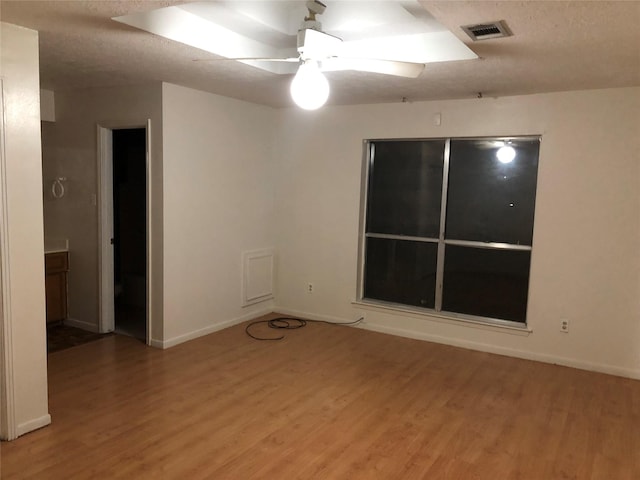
[301,19,322,32]
[306,0,326,17]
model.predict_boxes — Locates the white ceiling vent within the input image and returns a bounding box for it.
[461,21,512,41]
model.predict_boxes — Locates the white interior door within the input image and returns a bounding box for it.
[97,122,152,345]
[97,125,115,334]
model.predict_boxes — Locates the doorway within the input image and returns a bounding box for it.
[97,122,151,344]
[112,129,147,341]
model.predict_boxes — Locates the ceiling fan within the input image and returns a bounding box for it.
[202,0,426,110]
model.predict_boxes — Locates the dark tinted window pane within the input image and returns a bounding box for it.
[364,237,437,308]
[367,140,445,237]
[446,138,539,245]
[442,245,531,322]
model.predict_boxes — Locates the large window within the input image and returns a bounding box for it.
[360,137,540,326]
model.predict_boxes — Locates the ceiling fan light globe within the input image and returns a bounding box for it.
[290,61,330,110]
[496,145,516,163]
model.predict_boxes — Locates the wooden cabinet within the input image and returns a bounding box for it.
[45,251,68,323]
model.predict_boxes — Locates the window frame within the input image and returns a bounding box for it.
[357,136,541,329]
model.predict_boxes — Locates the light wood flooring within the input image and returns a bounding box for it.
[1,314,639,479]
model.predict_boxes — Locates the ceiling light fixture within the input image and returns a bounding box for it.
[290,59,330,110]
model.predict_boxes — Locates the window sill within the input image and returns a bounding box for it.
[351,300,532,337]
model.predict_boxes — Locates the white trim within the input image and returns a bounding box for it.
[358,321,640,380]
[148,337,164,349]
[274,307,363,325]
[63,317,100,333]
[97,121,153,345]
[352,300,532,336]
[97,125,114,334]
[156,307,273,349]
[275,305,639,380]
[145,119,152,346]
[16,414,51,437]
[0,77,17,441]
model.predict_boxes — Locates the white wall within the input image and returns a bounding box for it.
[40,89,55,122]
[0,23,50,439]
[41,84,163,341]
[43,82,279,347]
[39,80,640,379]
[161,83,277,346]
[273,87,640,379]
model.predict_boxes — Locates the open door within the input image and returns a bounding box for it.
[97,121,151,345]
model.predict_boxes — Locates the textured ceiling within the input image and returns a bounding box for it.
[1,0,639,108]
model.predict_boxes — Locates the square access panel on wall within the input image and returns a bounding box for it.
[242,249,275,307]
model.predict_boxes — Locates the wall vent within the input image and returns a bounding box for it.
[461,20,512,41]
[241,249,275,307]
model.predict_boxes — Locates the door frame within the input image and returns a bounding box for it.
[97,120,152,345]
[0,78,17,440]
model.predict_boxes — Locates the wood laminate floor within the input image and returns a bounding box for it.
[1,314,639,479]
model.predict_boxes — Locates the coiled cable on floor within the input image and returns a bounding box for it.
[245,316,363,341]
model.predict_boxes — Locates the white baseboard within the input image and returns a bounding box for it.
[156,307,274,349]
[145,301,640,379]
[16,414,51,437]
[274,307,363,325]
[63,318,100,333]
[273,306,640,380]
[360,322,640,380]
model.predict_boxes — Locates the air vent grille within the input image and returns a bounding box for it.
[461,20,512,41]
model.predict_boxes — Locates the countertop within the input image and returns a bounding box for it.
[44,238,69,255]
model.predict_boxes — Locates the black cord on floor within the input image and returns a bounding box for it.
[245,316,364,341]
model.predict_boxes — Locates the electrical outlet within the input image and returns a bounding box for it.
[307,283,314,294]
[560,319,569,333]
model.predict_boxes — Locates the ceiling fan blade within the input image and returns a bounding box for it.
[298,28,342,60]
[321,58,424,78]
[193,57,299,63]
